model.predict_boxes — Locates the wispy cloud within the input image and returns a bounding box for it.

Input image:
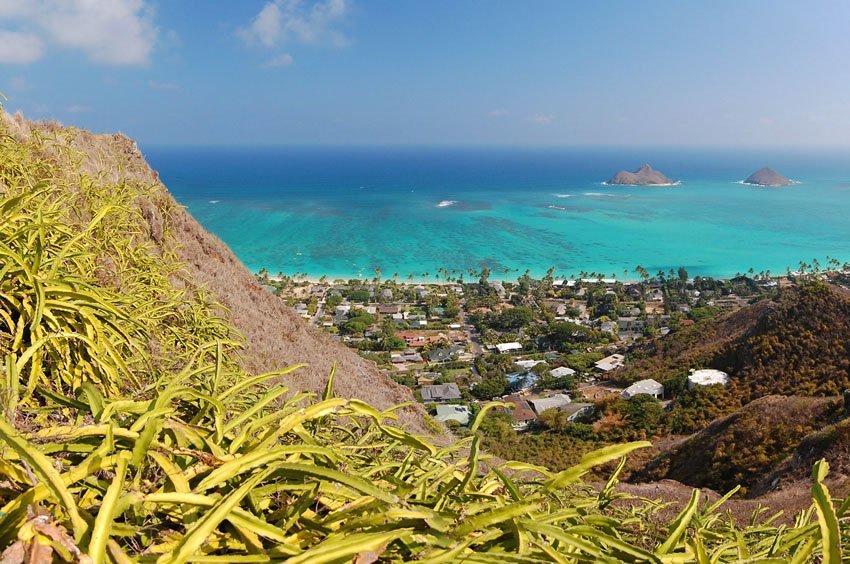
[0,30,45,64]
[530,113,555,125]
[0,0,158,66]
[489,108,508,117]
[238,0,349,48]
[66,104,92,114]
[148,80,178,91]
[263,53,294,68]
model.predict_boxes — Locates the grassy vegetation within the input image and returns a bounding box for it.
[620,281,850,401]
[636,396,844,496]
[0,112,849,562]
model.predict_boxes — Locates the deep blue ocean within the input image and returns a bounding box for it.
[143,145,850,281]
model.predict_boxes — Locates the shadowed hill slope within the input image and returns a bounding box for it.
[633,395,844,495]
[2,111,433,434]
[750,411,850,498]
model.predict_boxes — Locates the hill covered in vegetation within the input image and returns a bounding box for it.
[620,282,850,402]
[0,110,848,562]
[635,395,845,495]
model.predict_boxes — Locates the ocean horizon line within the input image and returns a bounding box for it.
[140,142,850,153]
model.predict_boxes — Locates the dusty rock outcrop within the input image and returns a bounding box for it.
[607,163,676,186]
[743,167,793,187]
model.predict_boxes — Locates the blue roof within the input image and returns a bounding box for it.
[507,372,538,390]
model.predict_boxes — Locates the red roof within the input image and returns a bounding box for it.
[503,394,537,422]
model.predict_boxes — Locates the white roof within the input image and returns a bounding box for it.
[435,404,471,425]
[550,366,576,378]
[595,353,625,371]
[687,369,730,387]
[496,342,522,353]
[622,379,663,398]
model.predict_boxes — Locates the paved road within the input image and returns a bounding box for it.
[459,305,485,356]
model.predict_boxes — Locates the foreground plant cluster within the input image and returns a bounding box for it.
[0,116,848,563]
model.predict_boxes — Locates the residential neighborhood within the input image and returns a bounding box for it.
[258,267,776,435]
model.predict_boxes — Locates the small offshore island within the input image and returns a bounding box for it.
[606,163,677,186]
[743,166,794,187]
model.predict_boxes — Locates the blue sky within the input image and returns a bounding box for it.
[2,1,849,146]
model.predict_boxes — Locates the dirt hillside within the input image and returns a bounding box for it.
[2,112,434,435]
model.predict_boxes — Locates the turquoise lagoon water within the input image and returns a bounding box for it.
[143,146,850,281]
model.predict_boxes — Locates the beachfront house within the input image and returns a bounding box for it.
[421,383,462,403]
[621,379,664,400]
[434,404,471,426]
[489,281,507,298]
[496,342,522,354]
[687,369,730,390]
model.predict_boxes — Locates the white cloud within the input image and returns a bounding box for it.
[263,53,294,67]
[246,2,282,47]
[0,31,45,64]
[0,0,158,66]
[489,108,508,117]
[530,114,555,125]
[239,0,349,48]
[66,104,92,114]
